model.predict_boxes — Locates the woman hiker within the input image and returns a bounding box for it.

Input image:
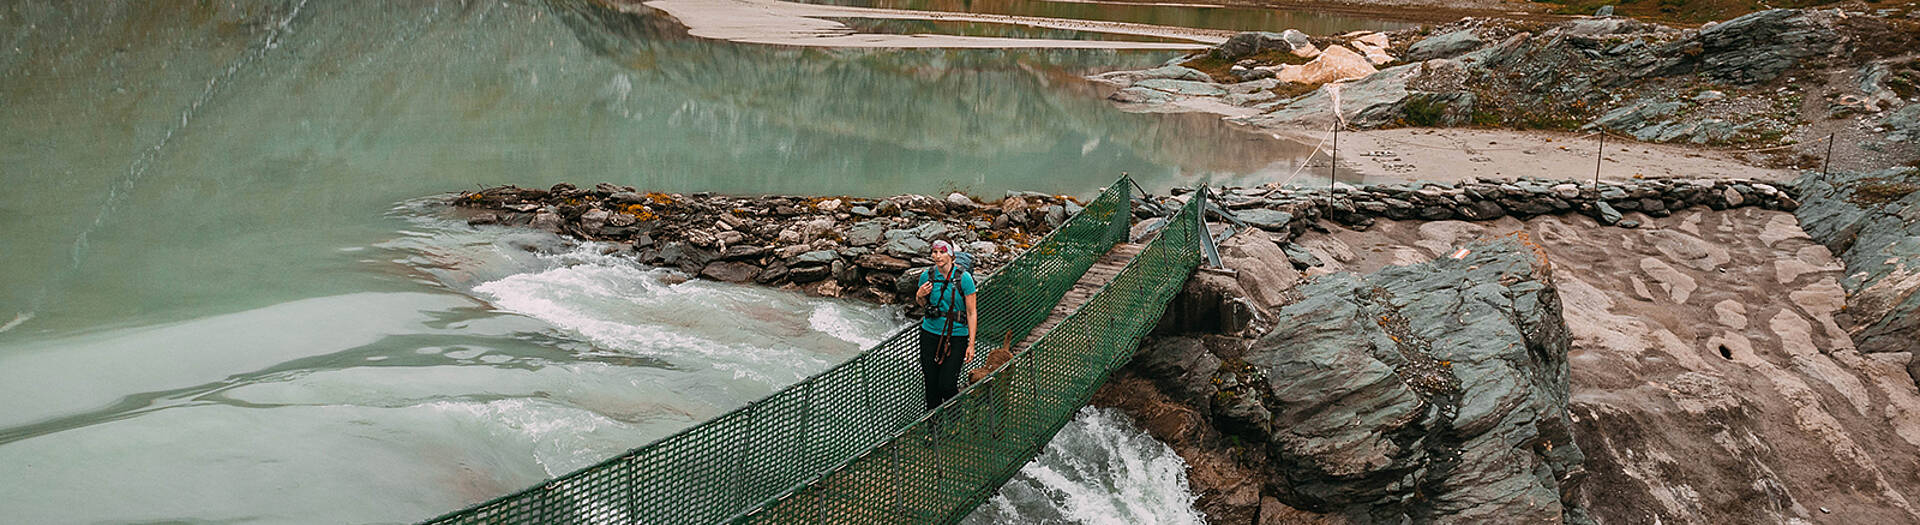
[915,240,976,412]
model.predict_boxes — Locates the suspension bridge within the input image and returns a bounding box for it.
[427,175,1205,524]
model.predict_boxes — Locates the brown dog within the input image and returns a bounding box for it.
[967,331,1016,384]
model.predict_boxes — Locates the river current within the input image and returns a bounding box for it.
[0,1,1403,522]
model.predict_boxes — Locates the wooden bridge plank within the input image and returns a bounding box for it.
[1008,243,1144,354]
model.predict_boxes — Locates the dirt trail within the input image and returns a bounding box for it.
[631,0,1229,49]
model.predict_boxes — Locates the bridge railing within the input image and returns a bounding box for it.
[422,176,1134,525]
[732,186,1203,524]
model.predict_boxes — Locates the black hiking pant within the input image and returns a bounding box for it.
[917,328,966,411]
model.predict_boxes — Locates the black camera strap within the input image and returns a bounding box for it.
[931,266,966,365]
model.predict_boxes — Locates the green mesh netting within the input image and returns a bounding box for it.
[424,176,1187,525]
[730,185,1200,524]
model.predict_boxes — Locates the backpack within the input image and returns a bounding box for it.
[953,251,975,275]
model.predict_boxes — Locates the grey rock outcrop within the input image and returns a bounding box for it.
[1213,30,1313,61]
[1236,57,1473,129]
[1104,235,1586,523]
[1234,8,1909,148]
[1886,104,1920,143]
[1088,65,1212,87]
[1406,29,1483,61]
[1273,208,1920,524]
[1687,9,1840,84]
[1252,237,1582,522]
[1133,78,1230,97]
[1791,168,1920,361]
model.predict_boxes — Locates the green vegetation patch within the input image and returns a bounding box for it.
[1402,95,1451,127]
[1182,49,1314,83]
[1850,176,1919,206]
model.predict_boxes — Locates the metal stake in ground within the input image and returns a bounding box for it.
[1822,133,1835,178]
[1594,132,1605,190]
[1329,122,1340,194]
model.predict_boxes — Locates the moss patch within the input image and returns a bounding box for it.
[1850,176,1919,206]
[1403,96,1451,127]
[1182,49,1314,83]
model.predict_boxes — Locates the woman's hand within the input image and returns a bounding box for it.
[916,282,932,303]
[965,338,975,362]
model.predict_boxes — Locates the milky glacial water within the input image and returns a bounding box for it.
[0,0,1396,522]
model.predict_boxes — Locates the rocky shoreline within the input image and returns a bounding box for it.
[451,183,1084,305]
[1095,8,1920,173]
[447,175,1800,306]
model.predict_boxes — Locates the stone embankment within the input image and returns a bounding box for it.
[1181,176,1799,245]
[452,183,1083,304]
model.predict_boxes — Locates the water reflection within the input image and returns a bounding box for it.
[0,0,1332,335]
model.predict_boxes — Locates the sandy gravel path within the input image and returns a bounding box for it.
[639,0,1230,48]
[1263,126,1795,186]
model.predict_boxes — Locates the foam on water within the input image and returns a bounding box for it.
[967,407,1206,525]
[426,397,632,477]
[809,301,897,348]
[467,242,895,384]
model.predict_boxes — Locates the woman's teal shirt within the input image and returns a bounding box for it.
[918,266,976,336]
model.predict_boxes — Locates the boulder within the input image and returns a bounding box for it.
[1690,9,1840,84]
[1213,30,1314,61]
[1231,67,1277,82]
[719,244,770,260]
[1043,205,1068,228]
[1241,59,1461,129]
[1216,231,1301,314]
[1585,99,1684,133]
[1594,200,1623,225]
[855,254,913,272]
[1088,65,1212,86]
[789,264,832,283]
[1351,32,1389,49]
[794,250,838,265]
[1275,45,1378,85]
[844,221,887,246]
[1457,199,1506,220]
[1248,237,1582,520]
[1133,78,1231,97]
[530,210,564,233]
[1406,29,1483,61]
[700,261,760,283]
[883,235,931,257]
[1235,208,1294,232]
[1110,86,1178,105]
